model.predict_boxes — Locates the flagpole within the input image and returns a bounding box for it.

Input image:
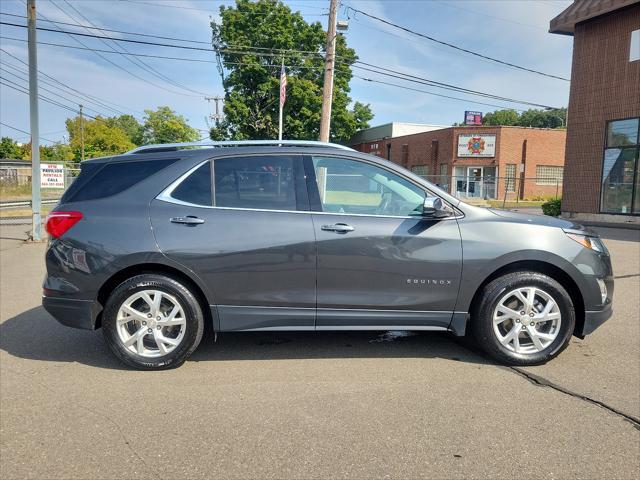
[278,58,284,141]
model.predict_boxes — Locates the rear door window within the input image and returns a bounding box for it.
[213,155,304,211]
[171,161,212,206]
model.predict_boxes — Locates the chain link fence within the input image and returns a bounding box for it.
[419,175,562,207]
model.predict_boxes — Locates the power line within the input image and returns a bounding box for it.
[114,0,328,15]
[0,20,559,109]
[0,47,140,116]
[0,11,212,44]
[114,0,224,13]
[0,20,214,51]
[351,63,556,109]
[0,63,109,117]
[56,0,211,97]
[0,36,324,67]
[0,77,98,119]
[0,36,216,63]
[432,0,547,32]
[354,75,525,112]
[41,1,206,98]
[2,18,203,99]
[344,5,569,81]
[0,121,58,144]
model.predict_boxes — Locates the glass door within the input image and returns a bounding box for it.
[466,167,483,198]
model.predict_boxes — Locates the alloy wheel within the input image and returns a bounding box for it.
[116,290,186,358]
[492,286,562,355]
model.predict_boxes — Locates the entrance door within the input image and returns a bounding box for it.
[466,167,483,198]
[307,155,463,331]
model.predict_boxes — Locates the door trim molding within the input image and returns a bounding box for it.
[214,305,462,332]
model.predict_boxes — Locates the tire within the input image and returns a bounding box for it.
[471,271,575,366]
[102,274,205,370]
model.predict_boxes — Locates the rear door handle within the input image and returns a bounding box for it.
[321,223,355,233]
[170,216,205,225]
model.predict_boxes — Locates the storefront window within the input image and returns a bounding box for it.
[601,118,640,215]
[606,118,639,147]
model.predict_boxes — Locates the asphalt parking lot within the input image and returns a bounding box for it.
[1,224,638,479]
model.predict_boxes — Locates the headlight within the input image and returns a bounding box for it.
[565,232,605,253]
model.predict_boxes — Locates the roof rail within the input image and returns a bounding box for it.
[125,140,354,155]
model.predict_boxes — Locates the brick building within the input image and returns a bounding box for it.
[550,0,640,223]
[351,126,566,201]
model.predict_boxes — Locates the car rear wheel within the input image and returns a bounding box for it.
[102,274,204,370]
[472,271,575,365]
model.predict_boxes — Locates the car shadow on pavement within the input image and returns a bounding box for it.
[0,307,492,370]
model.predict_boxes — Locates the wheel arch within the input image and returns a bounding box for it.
[466,259,585,337]
[95,262,215,330]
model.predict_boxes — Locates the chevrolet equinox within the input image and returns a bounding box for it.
[42,141,614,370]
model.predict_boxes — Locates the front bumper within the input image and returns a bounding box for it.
[42,296,102,330]
[578,302,613,337]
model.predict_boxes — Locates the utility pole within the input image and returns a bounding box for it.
[319,0,338,142]
[79,104,85,162]
[27,0,41,241]
[205,96,223,126]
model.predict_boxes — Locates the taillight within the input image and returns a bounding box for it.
[45,211,83,238]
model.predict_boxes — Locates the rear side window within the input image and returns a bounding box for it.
[214,155,298,210]
[171,162,212,206]
[63,159,177,202]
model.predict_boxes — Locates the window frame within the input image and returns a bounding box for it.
[535,165,564,186]
[303,153,458,219]
[158,154,309,212]
[599,117,640,216]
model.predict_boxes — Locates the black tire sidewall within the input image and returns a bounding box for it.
[102,274,204,370]
[473,272,575,365]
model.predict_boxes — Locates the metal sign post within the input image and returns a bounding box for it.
[27,0,42,240]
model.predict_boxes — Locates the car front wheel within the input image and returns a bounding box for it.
[102,274,205,370]
[472,271,575,365]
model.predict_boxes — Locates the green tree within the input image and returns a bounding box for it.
[141,106,200,144]
[40,143,74,162]
[481,108,567,128]
[210,0,373,143]
[482,109,519,126]
[106,114,143,145]
[0,137,23,159]
[65,116,135,160]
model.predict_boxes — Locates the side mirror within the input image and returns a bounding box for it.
[423,197,451,218]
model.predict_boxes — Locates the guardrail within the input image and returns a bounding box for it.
[0,199,60,210]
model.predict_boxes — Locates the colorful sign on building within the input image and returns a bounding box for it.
[464,111,483,126]
[457,134,496,157]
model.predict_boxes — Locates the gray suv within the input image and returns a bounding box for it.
[42,141,613,370]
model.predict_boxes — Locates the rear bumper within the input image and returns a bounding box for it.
[42,296,102,330]
[578,302,613,337]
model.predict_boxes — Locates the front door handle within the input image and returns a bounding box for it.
[321,223,355,233]
[170,216,205,225]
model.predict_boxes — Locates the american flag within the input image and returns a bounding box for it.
[279,63,287,108]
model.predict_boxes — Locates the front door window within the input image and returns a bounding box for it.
[312,156,426,217]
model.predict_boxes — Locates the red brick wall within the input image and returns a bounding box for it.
[350,127,566,198]
[498,128,566,199]
[562,4,640,213]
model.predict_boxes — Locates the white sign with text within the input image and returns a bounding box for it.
[40,163,65,189]
[457,134,496,157]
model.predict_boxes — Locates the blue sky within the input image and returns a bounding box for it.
[0,0,574,144]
